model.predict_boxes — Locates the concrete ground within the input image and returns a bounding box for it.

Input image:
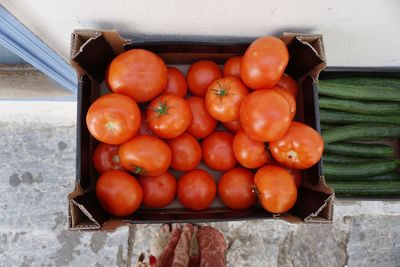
[1,66,400,267]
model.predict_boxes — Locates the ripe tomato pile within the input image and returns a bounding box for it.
[88,36,324,217]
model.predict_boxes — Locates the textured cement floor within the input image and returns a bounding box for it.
[1,73,400,266]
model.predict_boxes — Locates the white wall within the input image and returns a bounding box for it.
[2,0,400,67]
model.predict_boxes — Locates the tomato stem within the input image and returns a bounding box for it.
[112,155,120,164]
[211,88,227,96]
[150,100,170,117]
[210,81,228,97]
[131,166,146,176]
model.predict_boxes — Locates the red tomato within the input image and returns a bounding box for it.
[167,133,202,171]
[223,119,241,133]
[119,135,171,176]
[138,111,156,136]
[163,67,187,97]
[178,169,216,211]
[277,73,298,98]
[233,130,271,169]
[273,86,296,120]
[205,77,249,122]
[255,165,297,213]
[187,60,222,96]
[186,96,217,139]
[108,49,167,102]
[223,56,242,77]
[218,168,256,210]
[96,170,143,216]
[93,143,125,174]
[86,94,140,145]
[202,131,237,171]
[239,89,291,142]
[270,161,302,188]
[240,36,289,90]
[269,121,324,169]
[147,94,192,139]
[138,172,177,208]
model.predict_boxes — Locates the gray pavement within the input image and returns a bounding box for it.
[1,100,400,267]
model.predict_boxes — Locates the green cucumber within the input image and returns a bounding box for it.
[320,77,400,87]
[324,142,395,158]
[319,97,400,115]
[323,159,399,179]
[320,109,400,124]
[321,124,336,130]
[327,180,400,197]
[322,123,400,143]
[323,153,370,164]
[318,79,400,101]
[326,172,400,182]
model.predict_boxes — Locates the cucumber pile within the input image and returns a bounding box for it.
[318,76,400,197]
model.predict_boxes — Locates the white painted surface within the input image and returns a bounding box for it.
[1,0,400,67]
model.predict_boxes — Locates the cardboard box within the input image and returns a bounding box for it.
[68,30,334,230]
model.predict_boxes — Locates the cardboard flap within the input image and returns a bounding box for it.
[70,30,127,82]
[72,34,115,82]
[281,33,326,80]
[69,193,109,230]
[293,188,333,223]
[304,194,334,223]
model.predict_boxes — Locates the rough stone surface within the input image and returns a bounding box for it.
[0,103,129,267]
[347,215,400,267]
[277,216,351,267]
[1,101,400,267]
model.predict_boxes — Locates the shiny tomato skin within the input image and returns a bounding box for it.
[277,73,298,98]
[96,170,143,216]
[202,131,237,171]
[163,67,187,97]
[147,94,192,139]
[273,86,296,120]
[239,89,291,142]
[240,36,289,90]
[223,119,241,133]
[205,77,249,122]
[233,130,271,169]
[186,96,217,139]
[223,56,242,77]
[167,133,202,171]
[187,60,222,96]
[218,167,256,210]
[93,143,125,174]
[138,172,177,208]
[108,49,167,102]
[255,165,297,214]
[178,169,216,211]
[86,93,141,145]
[119,135,171,176]
[270,161,302,188]
[269,121,324,169]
